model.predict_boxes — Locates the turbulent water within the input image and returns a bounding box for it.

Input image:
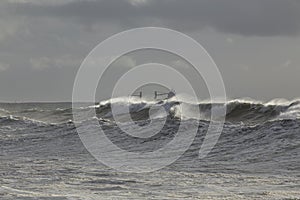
[1,98,300,199]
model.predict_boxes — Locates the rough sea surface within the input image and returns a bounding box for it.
[1,99,300,199]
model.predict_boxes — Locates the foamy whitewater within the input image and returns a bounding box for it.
[1,98,300,199]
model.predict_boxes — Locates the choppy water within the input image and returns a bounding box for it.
[1,98,300,199]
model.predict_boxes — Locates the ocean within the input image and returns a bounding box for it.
[0,98,299,199]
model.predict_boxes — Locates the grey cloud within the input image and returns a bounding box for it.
[7,0,300,36]
[1,0,300,101]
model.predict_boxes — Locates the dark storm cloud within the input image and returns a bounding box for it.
[1,0,300,101]
[9,0,300,36]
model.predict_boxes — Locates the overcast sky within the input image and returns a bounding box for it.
[0,0,300,102]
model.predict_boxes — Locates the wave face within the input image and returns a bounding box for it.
[1,99,300,199]
[96,98,300,125]
[1,98,299,125]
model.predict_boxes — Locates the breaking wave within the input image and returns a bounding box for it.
[0,98,300,126]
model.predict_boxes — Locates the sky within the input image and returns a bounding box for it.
[0,0,300,102]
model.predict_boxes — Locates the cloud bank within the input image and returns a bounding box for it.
[6,0,300,36]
